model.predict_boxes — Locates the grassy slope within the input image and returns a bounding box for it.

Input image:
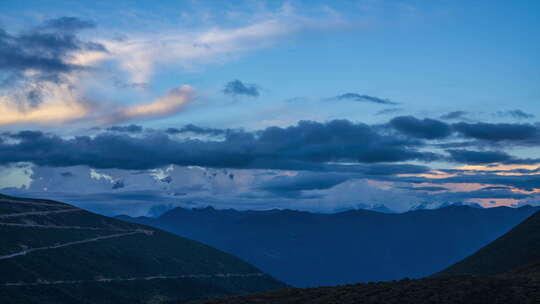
[0,194,284,304]
[439,210,540,275]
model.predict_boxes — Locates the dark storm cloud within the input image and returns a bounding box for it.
[106,125,144,133]
[389,116,452,139]
[440,111,468,120]
[335,93,398,105]
[496,109,535,120]
[0,17,103,79]
[0,120,438,171]
[446,149,513,164]
[2,116,538,173]
[387,117,540,145]
[254,120,435,163]
[0,17,104,108]
[223,79,259,97]
[452,122,540,143]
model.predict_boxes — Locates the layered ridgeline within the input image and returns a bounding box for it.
[198,210,540,304]
[118,205,539,287]
[0,194,284,304]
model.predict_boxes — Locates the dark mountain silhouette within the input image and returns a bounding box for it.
[440,208,540,276]
[118,204,540,287]
[0,194,284,304]
[196,210,540,304]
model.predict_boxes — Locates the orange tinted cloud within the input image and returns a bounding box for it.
[0,83,90,126]
[456,164,540,176]
[118,85,195,121]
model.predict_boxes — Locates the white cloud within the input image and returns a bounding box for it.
[0,5,343,127]
[0,80,91,126]
[89,7,343,83]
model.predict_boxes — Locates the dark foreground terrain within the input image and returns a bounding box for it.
[196,271,539,304]
[0,194,284,304]
[198,210,540,304]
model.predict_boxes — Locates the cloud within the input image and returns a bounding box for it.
[0,8,345,127]
[440,111,468,120]
[256,172,351,197]
[495,109,535,120]
[376,108,403,115]
[107,85,196,123]
[452,122,540,143]
[0,119,437,171]
[94,8,342,84]
[480,186,511,191]
[0,17,105,125]
[0,82,92,125]
[403,186,448,192]
[446,149,513,164]
[0,18,101,79]
[223,79,259,97]
[394,172,540,192]
[335,93,398,105]
[165,124,229,136]
[43,17,97,32]
[388,116,540,146]
[390,116,452,139]
[431,189,531,200]
[1,116,536,174]
[106,125,143,133]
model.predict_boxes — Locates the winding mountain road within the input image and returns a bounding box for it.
[0,199,70,207]
[0,231,147,260]
[0,221,136,231]
[2,273,266,286]
[0,208,81,218]
[0,199,260,290]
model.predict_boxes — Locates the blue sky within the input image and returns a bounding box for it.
[0,1,539,215]
[1,0,538,129]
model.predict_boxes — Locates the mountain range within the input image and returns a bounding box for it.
[118,204,540,287]
[198,210,540,304]
[0,194,284,304]
[4,164,491,217]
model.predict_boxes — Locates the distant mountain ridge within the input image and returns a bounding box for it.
[197,209,540,304]
[119,204,540,287]
[5,163,500,216]
[0,194,284,304]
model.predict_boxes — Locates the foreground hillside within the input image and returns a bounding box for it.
[196,272,540,304]
[119,204,540,287]
[0,194,284,304]
[197,210,540,304]
[440,206,540,275]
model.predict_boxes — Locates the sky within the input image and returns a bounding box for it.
[0,0,539,216]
